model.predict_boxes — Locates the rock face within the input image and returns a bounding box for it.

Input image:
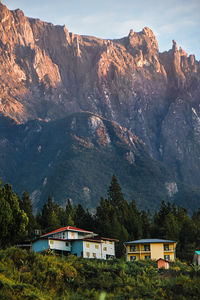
[0,2,200,207]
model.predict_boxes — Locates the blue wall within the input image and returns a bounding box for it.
[71,241,83,257]
[32,239,49,252]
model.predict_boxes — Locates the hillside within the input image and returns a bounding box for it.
[0,111,180,211]
[0,247,200,299]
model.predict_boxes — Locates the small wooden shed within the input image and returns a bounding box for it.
[157,258,170,269]
[194,251,200,265]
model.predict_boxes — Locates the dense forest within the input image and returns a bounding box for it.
[1,175,200,261]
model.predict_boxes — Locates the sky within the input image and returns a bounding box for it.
[2,0,200,60]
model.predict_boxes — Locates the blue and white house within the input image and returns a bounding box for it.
[32,226,118,259]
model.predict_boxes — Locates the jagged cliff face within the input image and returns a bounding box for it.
[0,2,200,195]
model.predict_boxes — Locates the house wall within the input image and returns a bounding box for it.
[100,240,115,259]
[128,244,140,252]
[49,239,71,252]
[71,240,83,257]
[32,239,49,252]
[67,231,79,239]
[128,253,140,261]
[83,241,102,259]
[151,243,163,259]
[163,251,175,261]
[163,243,176,261]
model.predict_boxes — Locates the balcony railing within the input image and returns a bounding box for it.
[164,248,174,252]
[129,249,151,253]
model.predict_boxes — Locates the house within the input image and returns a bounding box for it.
[124,239,176,262]
[157,258,170,269]
[193,251,200,265]
[32,226,118,260]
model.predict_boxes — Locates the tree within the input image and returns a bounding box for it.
[20,190,37,238]
[0,182,28,248]
[38,196,61,232]
[125,200,143,240]
[74,204,88,229]
[107,174,126,209]
[66,198,75,226]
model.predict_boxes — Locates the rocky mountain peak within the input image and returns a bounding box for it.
[0,1,11,23]
[172,39,178,52]
[126,26,159,54]
[142,26,155,37]
[128,29,135,37]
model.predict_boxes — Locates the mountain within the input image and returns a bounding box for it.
[0,111,179,212]
[0,2,200,210]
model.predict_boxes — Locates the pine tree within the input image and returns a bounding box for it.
[39,196,61,232]
[107,174,126,209]
[20,190,37,238]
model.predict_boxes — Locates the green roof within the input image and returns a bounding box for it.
[124,239,176,244]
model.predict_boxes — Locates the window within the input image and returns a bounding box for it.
[164,244,169,251]
[144,244,150,251]
[86,252,90,257]
[62,232,65,239]
[130,245,136,252]
[71,232,75,239]
[109,241,113,245]
[103,247,107,251]
[93,253,96,258]
[66,242,69,247]
[86,243,90,248]
[145,255,151,260]
[164,255,170,260]
[95,245,99,249]
[50,240,54,245]
[130,256,136,261]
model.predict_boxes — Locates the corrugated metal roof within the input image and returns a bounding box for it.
[124,238,176,244]
[195,251,200,255]
[41,226,93,237]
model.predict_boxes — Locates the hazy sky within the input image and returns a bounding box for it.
[2,0,200,59]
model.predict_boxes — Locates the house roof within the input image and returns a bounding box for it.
[124,238,176,244]
[41,226,94,237]
[157,258,170,263]
[195,251,200,256]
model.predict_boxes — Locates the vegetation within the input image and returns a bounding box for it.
[0,247,200,299]
[1,175,200,261]
[0,182,28,248]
